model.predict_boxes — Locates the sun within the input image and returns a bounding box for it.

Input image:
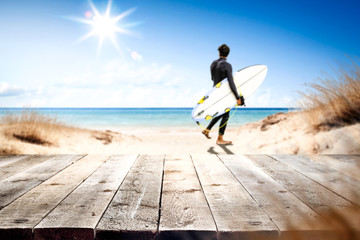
[71,0,137,53]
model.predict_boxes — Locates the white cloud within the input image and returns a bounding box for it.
[279,95,296,107]
[103,60,173,85]
[257,88,271,106]
[244,87,299,108]
[1,57,185,107]
[0,82,26,97]
[61,58,174,89]
[245,88,272,107]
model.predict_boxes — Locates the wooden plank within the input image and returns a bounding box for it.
[220,154,334,240]
[0,155,84,210]
[96,155,164,240]
[330,154,360,163]
[328,154,360,163]
[0,154,110,240]
[0,155,52,181]
[191,154,279,240]
[309,155,360,181]
[248,155,360,231]
[34,155,137,240]
[271,154,360,207]
[0,155,29,168]
[158,154,217,240]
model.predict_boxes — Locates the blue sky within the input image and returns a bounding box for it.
[0,0,359,107]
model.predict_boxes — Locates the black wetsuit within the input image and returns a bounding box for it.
[206,57,240,135]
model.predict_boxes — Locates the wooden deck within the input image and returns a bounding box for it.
[0,154,359,240]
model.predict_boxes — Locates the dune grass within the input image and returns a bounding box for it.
[0,110,68,147]
[0,110,118,154]
[300,60,360,131]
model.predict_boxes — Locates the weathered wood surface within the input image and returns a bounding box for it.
[0,154,359,240]
[310,155,360,181]
[0,154,110,240]
[248,155,360,230]
[96,155,164,240]
[0,155,84,210]
[271,154,360,206]
[0,155,29,168]
[220,154,335,239]
[34,155,137,240]
[0,155,51,181]
[192,154,278,240]
[159,154,217,240]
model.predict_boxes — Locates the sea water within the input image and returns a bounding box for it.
[0,108,294,129]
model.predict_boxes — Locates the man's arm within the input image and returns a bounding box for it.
[227,64,245,106]
[210,61,215,83]
[226,64,240,99]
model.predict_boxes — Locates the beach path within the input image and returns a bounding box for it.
[0,154,359,240]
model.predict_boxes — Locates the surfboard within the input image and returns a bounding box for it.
[192,64,268,122]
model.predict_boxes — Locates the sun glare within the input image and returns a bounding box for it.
[92,15,116,38]
[71,0,137,53]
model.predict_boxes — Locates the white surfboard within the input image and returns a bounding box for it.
[192,65,268,122]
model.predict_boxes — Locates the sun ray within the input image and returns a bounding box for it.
[109,35,121,52]
[113,7,137,23]
[75,30,96,44]
[88,0,101,17]
[105,0,112,17]
[114,26,132,35]
[97,36,105,54]
[64,16,93,25]
[118,21,143,29]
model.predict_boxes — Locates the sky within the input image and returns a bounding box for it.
[0,0,359,108]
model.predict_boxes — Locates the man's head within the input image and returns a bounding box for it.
[218,44,230,57]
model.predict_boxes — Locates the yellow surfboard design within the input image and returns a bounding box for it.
[205,115,213,120]
[197,96,209,104]
[215,82,222,88]
[225,108,231,112]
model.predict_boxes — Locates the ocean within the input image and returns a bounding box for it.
[0,108,294,129]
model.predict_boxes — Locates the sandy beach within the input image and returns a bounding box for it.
[1,110,359,155]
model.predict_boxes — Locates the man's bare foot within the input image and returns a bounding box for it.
[216,139,232,145]
[202,129,211,139]
[216,135,232,145]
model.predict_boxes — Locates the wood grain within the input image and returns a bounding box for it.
[220,154,334,240]
[248,155,360,230]
[192,154,279,240]
[34,155,137,240]
[0,154,83,210]
[96,155,164,240]
[0,155,51,181]
[271,154,360,207]
[0,155,29,168]
[0,154,110,240]
[159,154,217,240]
[310,155,360,181]
[0,154,358,239]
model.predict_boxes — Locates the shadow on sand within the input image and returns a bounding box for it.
[207,145,234,155]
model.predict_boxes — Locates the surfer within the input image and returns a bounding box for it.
[202,44,245,145]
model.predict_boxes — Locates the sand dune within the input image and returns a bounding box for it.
[1,109,359,155]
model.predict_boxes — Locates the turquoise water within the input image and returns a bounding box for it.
[0,108,294,128]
